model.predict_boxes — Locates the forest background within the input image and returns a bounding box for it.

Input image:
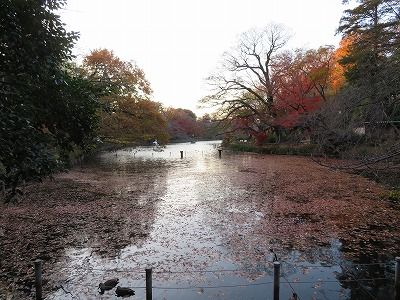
[0,0,399,200]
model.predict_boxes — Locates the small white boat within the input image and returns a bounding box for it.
[152,140,164,152]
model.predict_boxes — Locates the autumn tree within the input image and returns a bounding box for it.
[101,99,169,144]
[272,46,337,131]
[202,24,290,144]
[337,0,400,141]
[164,108,199,142]
[82,49,152,98]
[301,46,337,101]
[311,0,400,172]
[82,49,168,144]
[338,0,400,123]
[330,36,353,93]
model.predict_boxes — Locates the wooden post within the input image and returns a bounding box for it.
[34,259,42,300]
[180,151,184,159]
[395,257,400,300]
[273,261,280,300]
[218,149,222,158]
[146,268,152,300]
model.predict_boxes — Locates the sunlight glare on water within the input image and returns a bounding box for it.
[46,141,396,300]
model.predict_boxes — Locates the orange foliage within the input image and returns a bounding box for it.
[83,49,167,143]
[330,36,354,93]
[83,48,152,97]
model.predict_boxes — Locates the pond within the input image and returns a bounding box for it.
[1,141,398,300]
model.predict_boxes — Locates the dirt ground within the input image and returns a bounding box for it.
[0,152,399,299]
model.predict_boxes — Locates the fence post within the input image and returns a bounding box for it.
[180,151,184,159]
[218,149,222,158]
[146,268,152,300]
[34,259,42,300]
[395,257,400,300]
[273,261,280,300]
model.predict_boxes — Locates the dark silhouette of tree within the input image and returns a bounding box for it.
[0,0,100,201]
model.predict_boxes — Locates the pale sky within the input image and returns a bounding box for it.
[60,0,346,116]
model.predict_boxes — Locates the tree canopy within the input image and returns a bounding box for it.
[203,25,339,144]
[0,0,100,200]
[202,1,399,164]
[309,0,400,166]
[337,0,400,122]
[82,49,168,144]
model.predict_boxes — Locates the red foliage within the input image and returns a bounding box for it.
[231,117,267,145]
[252,131,267,145]
[272,67,322,128]
[273,96,322,128]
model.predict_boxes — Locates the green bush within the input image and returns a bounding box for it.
[386,190,400,202]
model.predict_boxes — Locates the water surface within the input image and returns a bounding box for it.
[41,141,398,300]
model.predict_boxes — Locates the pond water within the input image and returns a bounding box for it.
[44,141,397,300]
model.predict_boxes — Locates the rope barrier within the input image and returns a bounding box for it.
[340,263,377,300]
[283,261,393,269]
[55,260,393,273]
[47,259,395,300]
[282,275,301,300]
[57,264,276,274]
[283,278,390,284]
[61,262,389,273]
[52,263,396,286]
[344,262,392,267]
[281,263,302,300]
[152,281,274,290]
[57,266,146,273]
[153,266,271,274]
[77,283,147,289]
[59,277,391,290]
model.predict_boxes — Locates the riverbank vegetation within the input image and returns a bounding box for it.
[1,0,399,199]
[202,0,400,185]
[0,0,101,201]
[0,1,219,200]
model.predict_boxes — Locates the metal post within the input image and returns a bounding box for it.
[395,257,400,300]
[218,149,222,158]
[34,259,42,300]
[180,151,183,159]
[273,261,280,300]
[146,268,152,300]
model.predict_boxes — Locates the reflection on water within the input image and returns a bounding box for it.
[45,141,397,300]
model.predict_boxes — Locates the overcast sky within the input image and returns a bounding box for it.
[60,0,346,116]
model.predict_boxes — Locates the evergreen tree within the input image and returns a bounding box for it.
[338,0,400,122]
[0,0,99,200]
